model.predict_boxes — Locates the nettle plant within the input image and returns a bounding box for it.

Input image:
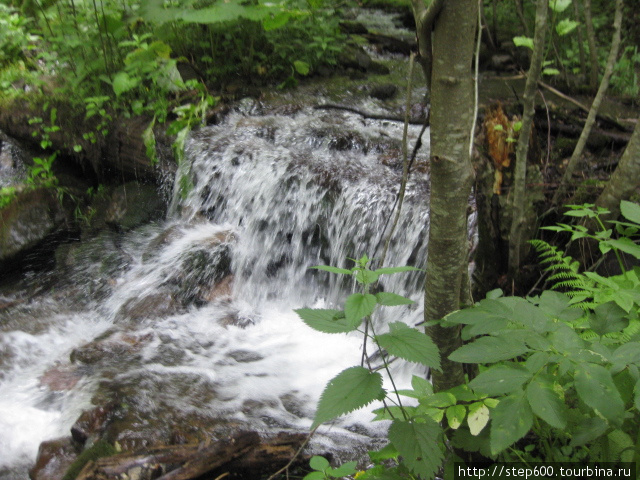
[298,202,640,478]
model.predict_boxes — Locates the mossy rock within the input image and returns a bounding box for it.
[62,440,117,480]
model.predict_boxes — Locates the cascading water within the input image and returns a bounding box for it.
[0,104,433,479]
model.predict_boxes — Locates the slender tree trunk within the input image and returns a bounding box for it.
[552,0,624,206]
[508,0,549,278]
[572,0,587,80]
[515,0,531,37]
[414,0,478,392]
[595,120,640,223]
[583,0,599,90]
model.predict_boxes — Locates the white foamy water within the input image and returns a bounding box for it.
[0,107,431,477]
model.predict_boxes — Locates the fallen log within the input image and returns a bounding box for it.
[73,431,308,480]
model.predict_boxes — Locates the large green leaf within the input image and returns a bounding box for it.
[620,200,640,224]
[375,292,414,306]
[295,308,356,333]
[606,238,640,260]
[589,302,629,335]
[345,293,377,325]
[468,364,532,396]
[311,265,352,275]
[374,266,423,275]
[376,322,441,369]
[388,419,443,480]
[112,71,139,96]
[574,363,625,423]
[312,366,385,428]
[490,393,533,455]
[570,416,609,446]
[449,334,530,364]
[526,374,568,429]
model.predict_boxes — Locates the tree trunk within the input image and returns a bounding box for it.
[583,0,600,90]
[595,120,640,223]
[552,0,624,206]
[417,0,478,392]
[572,0,587,80]
[508,0,549,279]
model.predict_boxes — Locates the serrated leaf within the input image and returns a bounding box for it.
[345,293,377,325]
[490,393,533,455]
[420,392,457,408]
[449,335,530,364]
[295,308,356,333]
[556,18,579,36]
[446,405,466,429]
[570,416,609,446]
[469,364,532,396]
[376,322,440,369]
[513,36,534,49]
[311,265,353,275]
[411,375,434,397]
[467,402,490,435]
[526,375,567,429]
[375,292,414,306]
[606,238,640,260]
[550,0,572,12]
[620,200,640,224]
[574,363,625,424]
[589,302,629,335]
[374,266,423,275]
[368,443,400,462]
[312,366,385,428]
[388,420,443,480]
[355,269,379,285]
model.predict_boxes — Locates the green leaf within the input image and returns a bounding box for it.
[612,342,640,368]
[112,71,138,96]
[556,18,579,36]
[375,292,414,306]
[513,36,534,49]
[374,266,423,274]
[490,393,534,455]
[420,392,457,408]
[467,402,490,435]
[368,443,400,463]
[309,456,330,471]
[355,269,379,285]
[620,200,640,224]
[311,265,353,275]
[574,363,625,424]
[328,461,358,477]
[312,366,385,428]
[526,375,567,429]
[345,293,377,325]
[570,416,609,446]
[550,0,572,12]
[376,322,441,369]
[262,11,291,31]
[388,420,443,480]
[142,117,157,164]
[295,308,355,333]
[303,472,325,480]
[543,67,561,76]
[411,375,434,397]
[469,364,532,396]
[449,335,530,364]
[446,405,466,429]
[293,60,310,76]
[634,379,640,411]
[589,302,629,335]
[605,238,640,260]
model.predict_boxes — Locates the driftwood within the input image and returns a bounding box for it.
[74,431,308,480]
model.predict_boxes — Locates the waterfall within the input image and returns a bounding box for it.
[0,105,432,478]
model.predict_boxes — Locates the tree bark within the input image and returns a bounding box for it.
[552,0,624,206]
[415,0,478,392]
[508,0,549,279]
[595,120,640,223]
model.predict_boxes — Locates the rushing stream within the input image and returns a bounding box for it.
[0,103,435,478]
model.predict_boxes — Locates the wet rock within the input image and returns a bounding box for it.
[116,290,179,322]
[370,84,397,100]
[229,349,264,363]
[338,45,373,71]
[204,274,234,303]
[39,363,83,391]
[87,182,166,233]
[141,224,183,263]
[339,21,368,34]
[162,230,235,308]
[0,187,69,266]
[71,402,119,444]
[70,330,152,366]
[29,436,78,480]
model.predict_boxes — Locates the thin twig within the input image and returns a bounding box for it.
[265,428,318,480]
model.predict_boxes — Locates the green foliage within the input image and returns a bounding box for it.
[303,456,357,480]
[62,440,117,480]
